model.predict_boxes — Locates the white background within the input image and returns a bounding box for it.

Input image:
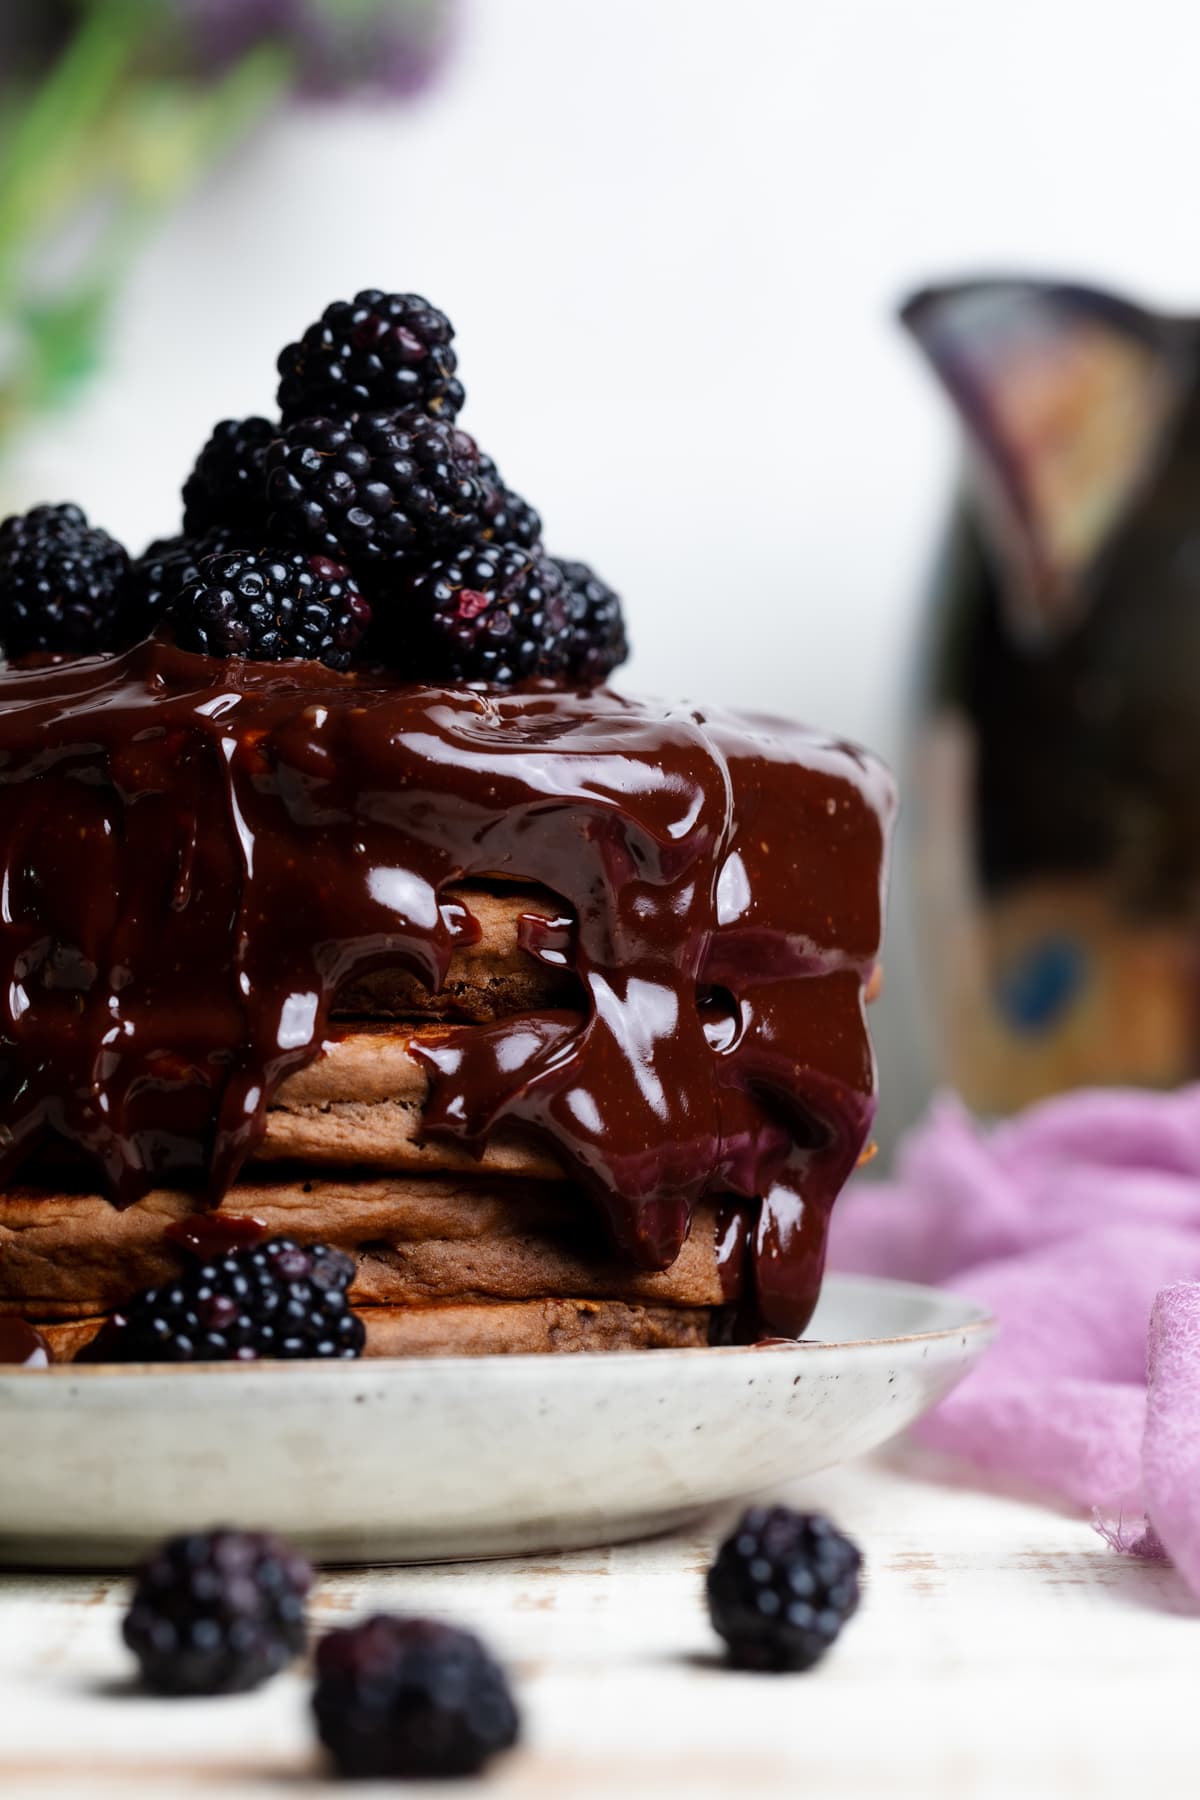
[10,0,1200,1146]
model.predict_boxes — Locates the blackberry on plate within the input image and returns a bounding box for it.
[706,1505,862,1672]
[124,1527,312,1695]
[85,1237,365,1362]
[476,452,542,550]
[277,290,464,423]
[0,503,129,657]
[313,1615,520,1779]
[182,416,276,536]
[172,546,371,670]
[554,557,628,685]
[408,541,570,684]
[266,411,483,579]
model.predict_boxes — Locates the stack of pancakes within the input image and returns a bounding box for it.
[0,884,736,1359]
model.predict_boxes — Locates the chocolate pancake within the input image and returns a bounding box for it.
[0,644,892,1359]
[333,884,579,1022]
[257,1022,565,1177]
[0,1181,734,1319]
[41,1298,714,1362]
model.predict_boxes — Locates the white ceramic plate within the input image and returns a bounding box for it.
[0,1274,993,1568]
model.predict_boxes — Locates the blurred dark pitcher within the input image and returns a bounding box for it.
[904,277,1200,1111]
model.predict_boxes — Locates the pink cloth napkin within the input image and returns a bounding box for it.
[828,1088,1200,1583]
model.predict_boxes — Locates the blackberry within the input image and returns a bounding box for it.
[172,546,371,670]
[554,557,628,685]
[182,416,276,535]
[407,542,570,684]
[706,1506,862,1672]
[266,411,483,579]
[125,527,244,639]
[0,503,130,658]
[477,452,542,550]
[124,1528,312,1695]
[85,1238,365,1362]
[277,290,463,423]
[313,1615,520,1779]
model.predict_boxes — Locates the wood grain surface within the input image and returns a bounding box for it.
[1,1443,1195,1798]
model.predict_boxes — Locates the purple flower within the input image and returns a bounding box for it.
[176,0,299,67]
[177,0,455,98]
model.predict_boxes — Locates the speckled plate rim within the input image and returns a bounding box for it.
[0,1275,996,1565]
[3,1274,995,1378]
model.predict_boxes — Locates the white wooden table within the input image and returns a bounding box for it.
[2,1442,1194,1799]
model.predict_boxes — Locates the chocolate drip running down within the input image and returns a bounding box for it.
[0,1316,50,1366]
[0,642,893,1338]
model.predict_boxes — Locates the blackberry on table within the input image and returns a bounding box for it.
[277,290,464,423]
[407,541,570,684]
[124,1527,312,1696]
[172,546,371,670]
[554,557,628,685]
[266,411,483,580]
[85,1237,365,1362]
[313,1615,520,1779]
[477,452,542,550]
[182,416,276,535]
[706,1506,862,1671]
[0,503,129,657]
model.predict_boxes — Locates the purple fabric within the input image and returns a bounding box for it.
[829,1089,1200,1586]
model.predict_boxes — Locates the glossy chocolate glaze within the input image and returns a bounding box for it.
[164,1213,267,1259]
[0,1317,50,1366]
[0,640,892,1336]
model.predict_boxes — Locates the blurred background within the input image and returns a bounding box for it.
[4,0,1200,1156]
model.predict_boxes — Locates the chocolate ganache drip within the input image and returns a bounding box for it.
[0,642,892,1336]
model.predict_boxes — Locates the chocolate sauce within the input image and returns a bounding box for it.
[517,909,575,969]
[714,1200,751,1302]
[0,641,892,1336]
[0,1317,51,1366]
[165,1213,268,1259]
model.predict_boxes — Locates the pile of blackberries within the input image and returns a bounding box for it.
[0,291,628,683]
